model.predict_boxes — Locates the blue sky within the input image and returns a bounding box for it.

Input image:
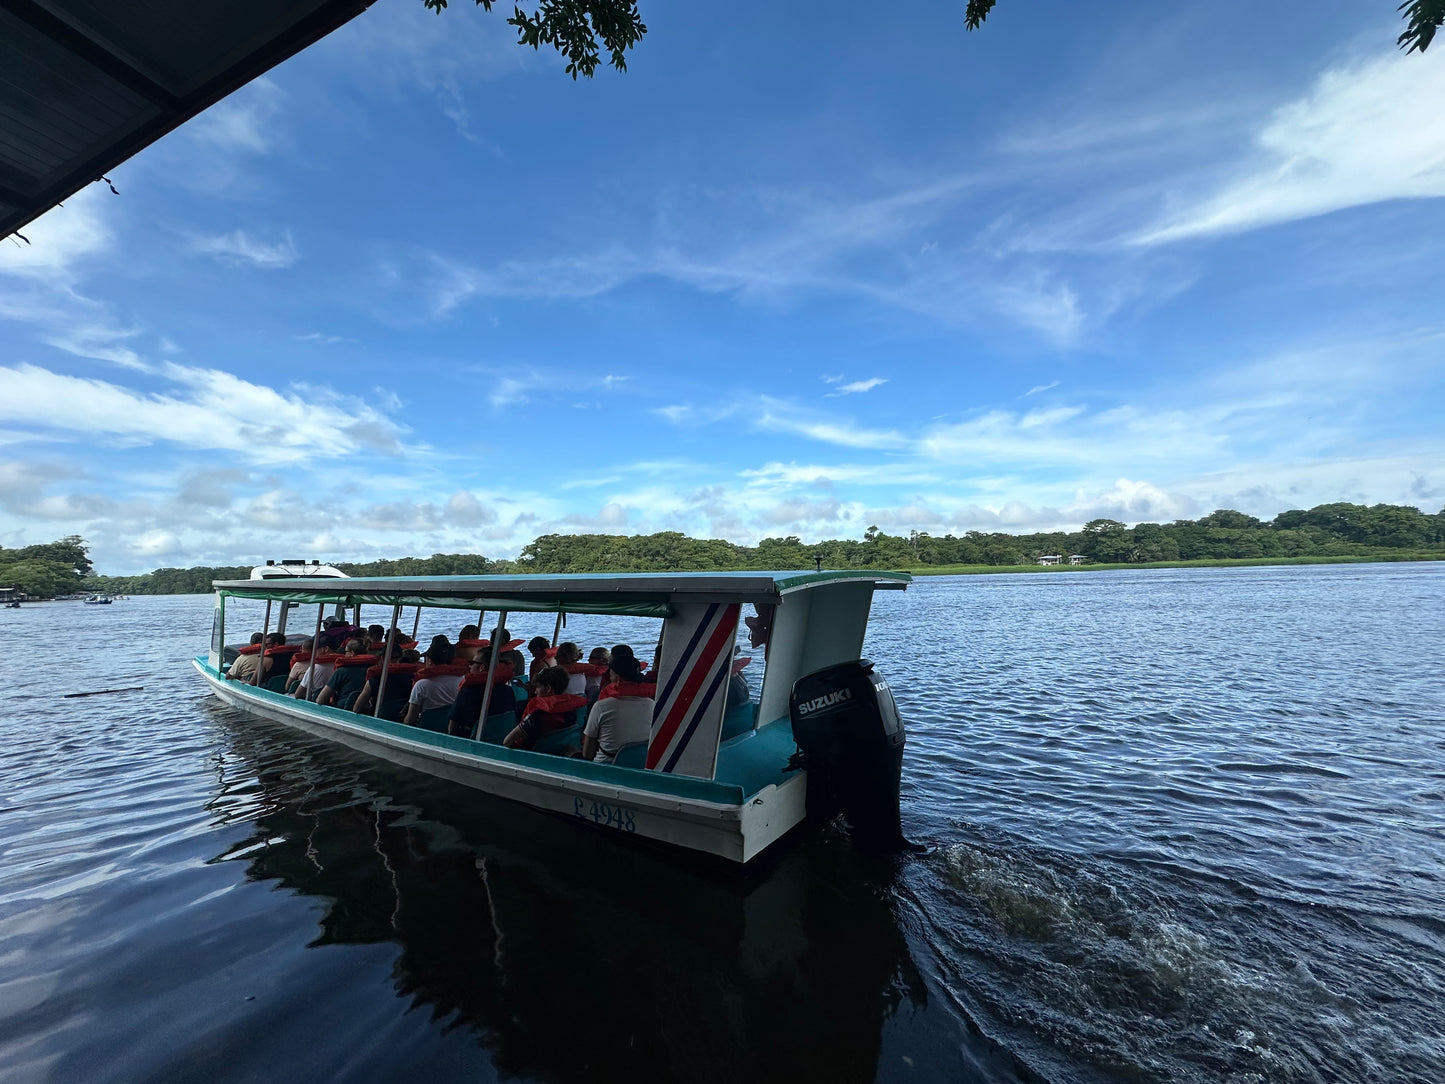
[2,0,1443,574]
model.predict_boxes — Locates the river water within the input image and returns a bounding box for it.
[1,563,1442,1082]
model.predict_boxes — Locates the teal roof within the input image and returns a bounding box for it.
[213,569,909,615]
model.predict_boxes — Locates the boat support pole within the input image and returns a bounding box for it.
[472,608,507,741]
[301,604,324,699]
[477,608,486,634]
[552,610,564,647]
[374,603,401,717]
[253,600,273,687]
[411,606,422,640]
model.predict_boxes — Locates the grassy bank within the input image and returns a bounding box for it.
[906,553,1445,576]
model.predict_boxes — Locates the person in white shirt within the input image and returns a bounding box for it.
[404,641,463,729]
[582,652,654,764]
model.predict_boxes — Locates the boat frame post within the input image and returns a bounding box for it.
[472,607,508,741]
[253,600,273,686]
[374,602,401,717]
[411,606,422,640]
[477,609,486,634]
[300,603,324,699]
[552,610,564,647]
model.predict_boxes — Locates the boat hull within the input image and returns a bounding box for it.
[195,659,805,863]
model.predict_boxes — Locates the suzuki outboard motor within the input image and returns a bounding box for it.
[790,659,910,853]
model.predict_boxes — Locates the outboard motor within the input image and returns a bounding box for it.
[790,659,910,853]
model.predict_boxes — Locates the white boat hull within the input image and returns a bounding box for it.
[195,659,806,863]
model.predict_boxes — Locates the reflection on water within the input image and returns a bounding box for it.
[202,718,1027,1083]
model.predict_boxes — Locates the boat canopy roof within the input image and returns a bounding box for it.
[212,569,909,617]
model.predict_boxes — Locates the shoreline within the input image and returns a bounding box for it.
[906,553,1445,576]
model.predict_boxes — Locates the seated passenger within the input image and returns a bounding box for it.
[526,636,552,679]
[225,633,265,681]
[351,639,407,716]
[455,625,482,662]
[366,624,387,648]
[499,649,530,707]
[585,647,611,700]
[503,666,586,752]
[447,654,518,737]
[582,653,654,764]
[403,641,464,729]
[553,642,589,696]
[316,639,368,707]
[284,638,315,694]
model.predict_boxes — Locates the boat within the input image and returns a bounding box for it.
[250,558,347,580]
[194,570,912,864]
[84,595,113,604]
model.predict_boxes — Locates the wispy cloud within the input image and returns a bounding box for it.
[189,78,283,153]
[296,332,357,345]
[1134,50,1445,244]
[1024,380,1060,396]
[826,377,888,396]
[193,230,299,269]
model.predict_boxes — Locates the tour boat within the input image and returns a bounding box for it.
[194,570,911,864]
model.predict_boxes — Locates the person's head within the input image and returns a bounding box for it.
[368,624,385,641]
[459,624,480,641]
[488,626,510,645]
[299,638,313,651]
[555,641,581,665]
[610,654,642,683]
[536,666,570,696]
[501,649,526,676]
[343,637,363,655]
[588,647,610,667]
[527,636,550,657]
[249,632,264,645]
[425,635,454,664]
[468,654,491,675]
[388,638,405,660]
[402,648,422,664]
[265,632,286,647]
[610,644,635,664]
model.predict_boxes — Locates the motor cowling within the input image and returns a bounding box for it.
[790,659,909,853]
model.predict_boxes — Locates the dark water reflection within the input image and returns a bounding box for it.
[2,564,1444,1082]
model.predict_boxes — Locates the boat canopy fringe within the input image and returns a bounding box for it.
[217,587,672,617]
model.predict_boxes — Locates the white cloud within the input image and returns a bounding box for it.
[826,377,888,396]
[0,186,112,282]
[193,230,299,269]
[189,78,283,153]
[755,407,906,450]
[1024,381,1060,396]
[0,363,407,464]
[1136,50,1445,244]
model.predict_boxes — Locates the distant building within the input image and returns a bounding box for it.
[0,587,24,602]
[1067,555,1088,565]
[1037,555,1061,566]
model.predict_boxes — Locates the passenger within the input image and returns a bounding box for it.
[294,646,336,700]
[456,625,482,662]
[225,633,265,681]
[351,639,408,716]
[499,649,530,709]
[487,625,512,647]
[585,647,611,700]
[403,640,464,729]
[582,652,654,764]
[367,624,386,647]
[503,666,586,752]
[553,641,588,696]
[319,615,358,652]
[447,653,518,737]
[316,639,368,708]
[284,638,315,694]
[526,636,551,679]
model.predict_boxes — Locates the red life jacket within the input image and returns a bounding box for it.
[365,661,424,682]
[597,681,655,701]
[459,661,516,688]
[237,643,264,656]
[415,662,468,681]
[334,654,378,669]
[521,692,586,721]
[560,662,610,678]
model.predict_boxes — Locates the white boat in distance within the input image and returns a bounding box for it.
[195,570,911,864]
[250,558,347,579]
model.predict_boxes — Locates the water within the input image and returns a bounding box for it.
[2,564,1442,1082]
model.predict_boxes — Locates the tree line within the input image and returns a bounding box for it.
[8,501,1443,597]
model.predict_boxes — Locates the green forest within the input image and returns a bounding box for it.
[6,501,1443,597]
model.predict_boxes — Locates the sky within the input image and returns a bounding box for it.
[2,0,1443,574]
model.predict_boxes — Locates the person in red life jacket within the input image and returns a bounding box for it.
[454,625,482,662]
[403,639,464,729]
[225,632,266,681]
[553,642,589,696]
[585,646,611,700]
[525,636,551,680]
[499,649,530,711]
[447,654,517,737]
[284,638,315,694]
[316,638,369,707]
[582,652,653,764]
[351,639,410,716]
[503,667,586,752]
